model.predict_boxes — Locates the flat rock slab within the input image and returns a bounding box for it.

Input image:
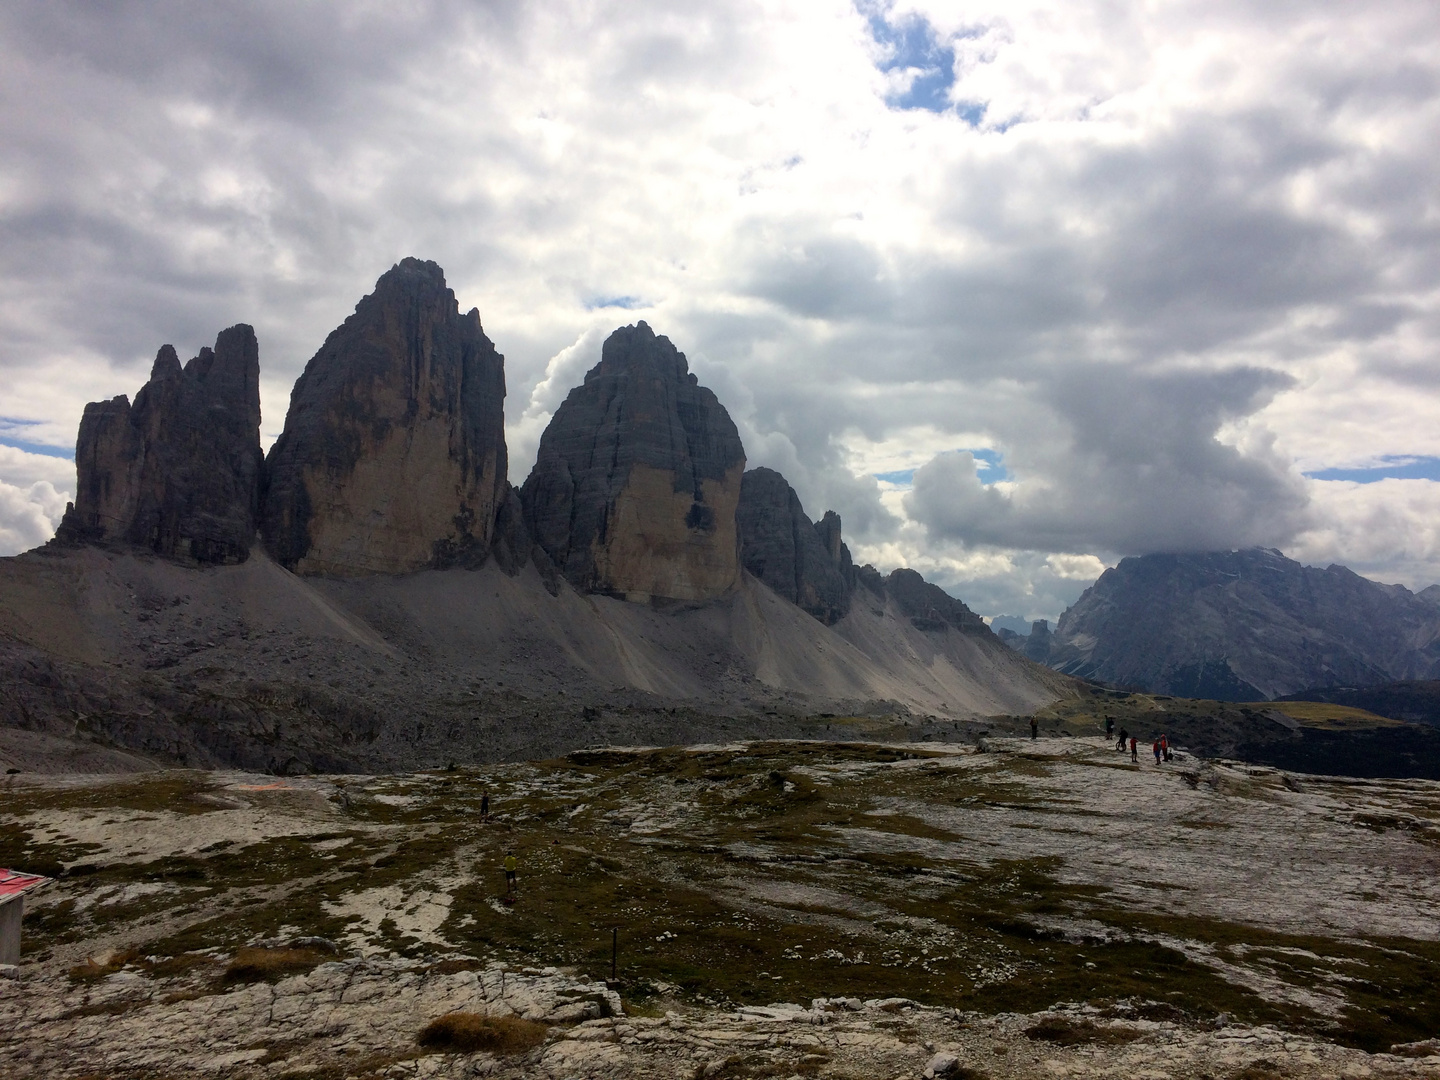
[4,978,1437,1079]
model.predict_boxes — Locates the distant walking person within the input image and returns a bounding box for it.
[1105,717,1114,738]
[1030,716,1039,740]
[1161,735,1171,762]
[504,851,518,894]
[1129,737,1138,763]
[481,791,490,820]
[1153,739,1162,765]
[1117,727,1129,752]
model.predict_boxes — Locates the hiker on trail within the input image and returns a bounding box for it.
[1161,735,1171,762]
[1030,716,1039,740]
[481,791,490,820]
[504,851,518,894]
[1117,727,1129,752]
[1105,717,1114,738]
[1152,739,1162,764]
[1129,737,1138,762]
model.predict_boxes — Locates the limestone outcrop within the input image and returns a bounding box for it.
[263,259,507,575]
[55,325,263,564]
[521,322,745,603]
[737,467,853,624]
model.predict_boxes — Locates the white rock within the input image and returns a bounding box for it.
[923,1051,959,1078]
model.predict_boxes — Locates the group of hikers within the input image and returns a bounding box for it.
[1104,717,1174,763]
[1029,715,1177,764]
[481,789,520,895]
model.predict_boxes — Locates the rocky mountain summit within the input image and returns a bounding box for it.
[55,325,263,564]
[871,567,989,635]
[263,259,508,575]
[521,322,745,603]
[1026,548,1440,700]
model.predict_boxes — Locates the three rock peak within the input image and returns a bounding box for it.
[56,259,862,620]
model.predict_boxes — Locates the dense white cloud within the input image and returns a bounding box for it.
[1291,478,1440,588]
[0,446,73,554]
[1,0,1437,618]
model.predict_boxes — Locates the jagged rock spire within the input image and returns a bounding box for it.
[57,324,263,564]
[263,258,508,575]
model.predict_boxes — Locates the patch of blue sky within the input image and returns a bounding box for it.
[955,101,987,127]
[874,468,916,486]
[0,418,73,459]
[874,449,1009,489]
[584,295,645,311]
[1305,455,1440,483]
[970,448,1009,483]
[862,2,961,117]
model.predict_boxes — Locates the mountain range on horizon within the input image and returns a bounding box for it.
[1011,547,1440,701]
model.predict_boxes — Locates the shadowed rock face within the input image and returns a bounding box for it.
[1031,548,1440,699]
[521,322,745,603]
[263,258,507,575]
[56,326,263,564]
[737,467,853,624]
[876,567,990,634]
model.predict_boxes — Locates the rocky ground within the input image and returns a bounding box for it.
[3,736,1440,1078]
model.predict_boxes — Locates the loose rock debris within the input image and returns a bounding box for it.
[3,736,1440,1078]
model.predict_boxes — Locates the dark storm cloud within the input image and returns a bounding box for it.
[904,364,1307,555]
[2,2,502,121]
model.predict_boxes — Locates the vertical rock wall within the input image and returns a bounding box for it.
[262,259,508,576]
[736,467,853,624]
[521,322,745,603]
[57,326,264,564]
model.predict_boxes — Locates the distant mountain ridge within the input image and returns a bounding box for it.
[1024,548,1440,700]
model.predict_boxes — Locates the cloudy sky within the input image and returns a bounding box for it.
[2,0,1438,622]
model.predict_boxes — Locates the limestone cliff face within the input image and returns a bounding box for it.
[263,259,507,576]
[56,326,263,563]
[521,322,745,603]
[737,467,853,624]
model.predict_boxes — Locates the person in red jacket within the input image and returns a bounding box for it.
[1153,739,1162,764]
[1129,737,1138,762]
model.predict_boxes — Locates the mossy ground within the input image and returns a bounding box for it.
[5,740,1438,1054]
[1032,686,1403,735]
